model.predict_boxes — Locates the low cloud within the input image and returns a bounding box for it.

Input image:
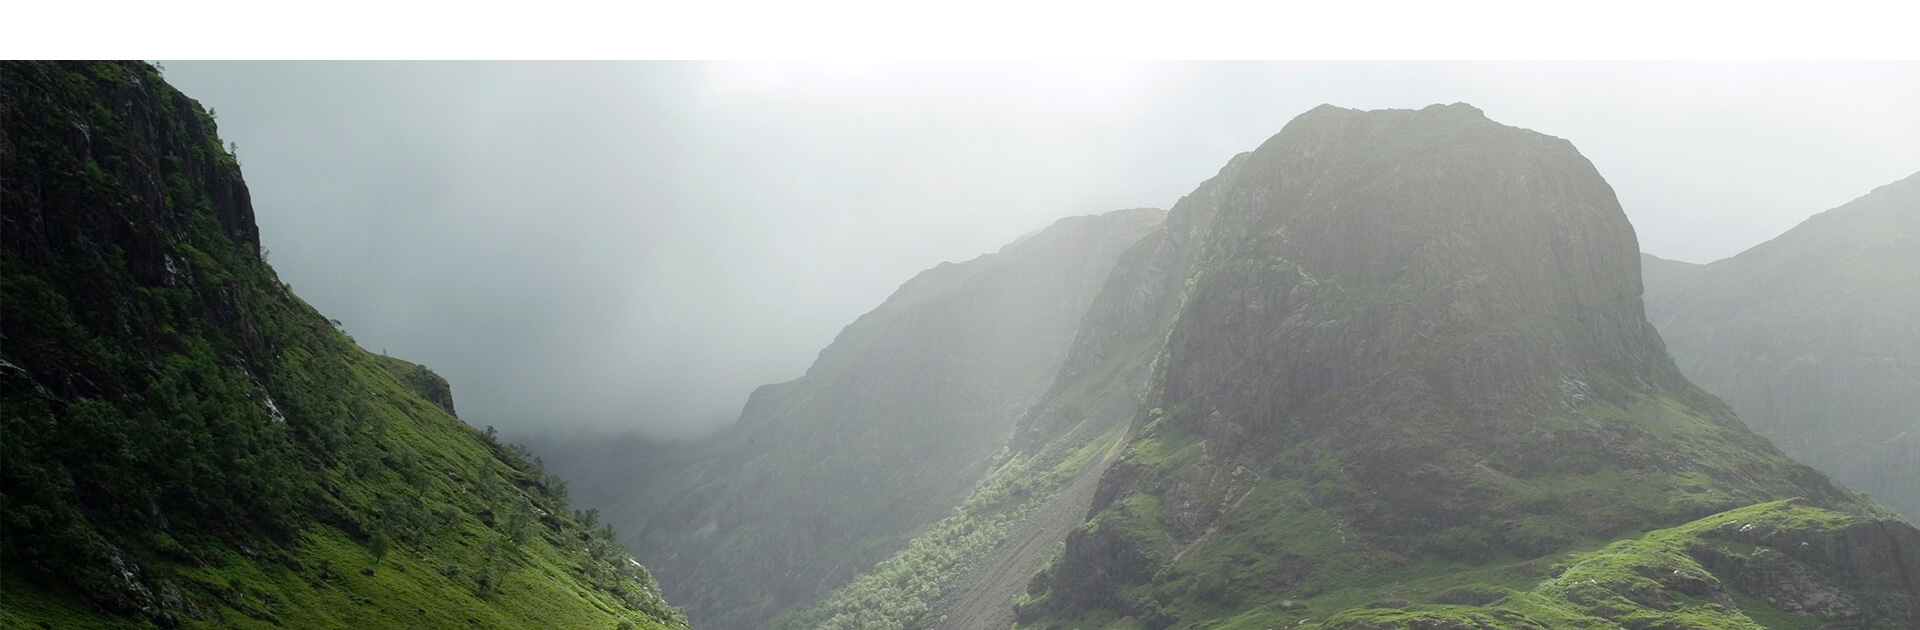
[158,61,1920,437]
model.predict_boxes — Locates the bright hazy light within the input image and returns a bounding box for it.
[158,61,1920,437]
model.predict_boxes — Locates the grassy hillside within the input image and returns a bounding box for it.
[0,60,682,629]
[769,413,1137,630]
[1016,498,1918,630]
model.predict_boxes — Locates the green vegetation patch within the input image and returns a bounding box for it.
[0,61,681,630]
[775,424,1131,630]
[1021,492,1894,629]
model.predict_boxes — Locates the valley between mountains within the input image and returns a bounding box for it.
[5,61,1917,630]
[542,105,1920,630]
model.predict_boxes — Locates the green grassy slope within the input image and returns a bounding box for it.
[770,415,1136,630]
[1011,499,1917,630]
[1015,420,1916,629]
[0,60,682,629]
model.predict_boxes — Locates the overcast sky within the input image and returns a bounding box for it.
[158,61,1920,438]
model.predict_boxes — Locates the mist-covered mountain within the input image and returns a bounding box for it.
[1642,172,1920,523]
[983,104,1915,629]
[767,145,1216,630]
[744,104,1920,630]
[19,61,1911,630]
[0,61,683,629]
[540,207,1164,629]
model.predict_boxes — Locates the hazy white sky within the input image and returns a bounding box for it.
[158,61,1920,437]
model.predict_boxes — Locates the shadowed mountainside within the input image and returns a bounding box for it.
[1,61,683,629]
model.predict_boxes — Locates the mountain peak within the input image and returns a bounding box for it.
[1015,103,1885,629]
[1164,102,1656,442]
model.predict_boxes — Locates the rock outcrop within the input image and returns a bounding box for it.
[1013,103,1898,629]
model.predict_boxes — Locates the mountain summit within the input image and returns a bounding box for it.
[1012,104,1910,629]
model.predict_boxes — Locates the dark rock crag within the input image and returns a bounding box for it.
[1013,104,1902,629]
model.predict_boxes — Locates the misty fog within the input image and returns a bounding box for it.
[156,61,1920,438]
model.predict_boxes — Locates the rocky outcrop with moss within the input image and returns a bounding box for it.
[1,60,683,629]
[1011,104,1903,629]
[1641,172,1920,523]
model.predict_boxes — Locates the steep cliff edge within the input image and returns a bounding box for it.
[1,61,682,629]
[1012,104,1906,630]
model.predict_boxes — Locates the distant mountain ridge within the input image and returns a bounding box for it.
[1642,171,1920,523]
[541,207,1166,630]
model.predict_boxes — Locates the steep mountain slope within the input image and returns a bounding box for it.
[1641,173,1920,522]
[554,208,1163,629]
[709,206,1187,630]
[1003,103,1907,629]
[1,61,682,629]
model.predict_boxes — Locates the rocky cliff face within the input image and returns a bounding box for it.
[583,208,1164,630]
[1,61,682,629]
[1642,172,1920,523]
[1012,104,1899,629]
[1154,103,1661,453]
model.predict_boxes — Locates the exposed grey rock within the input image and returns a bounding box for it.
[1018,103,1887,627]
